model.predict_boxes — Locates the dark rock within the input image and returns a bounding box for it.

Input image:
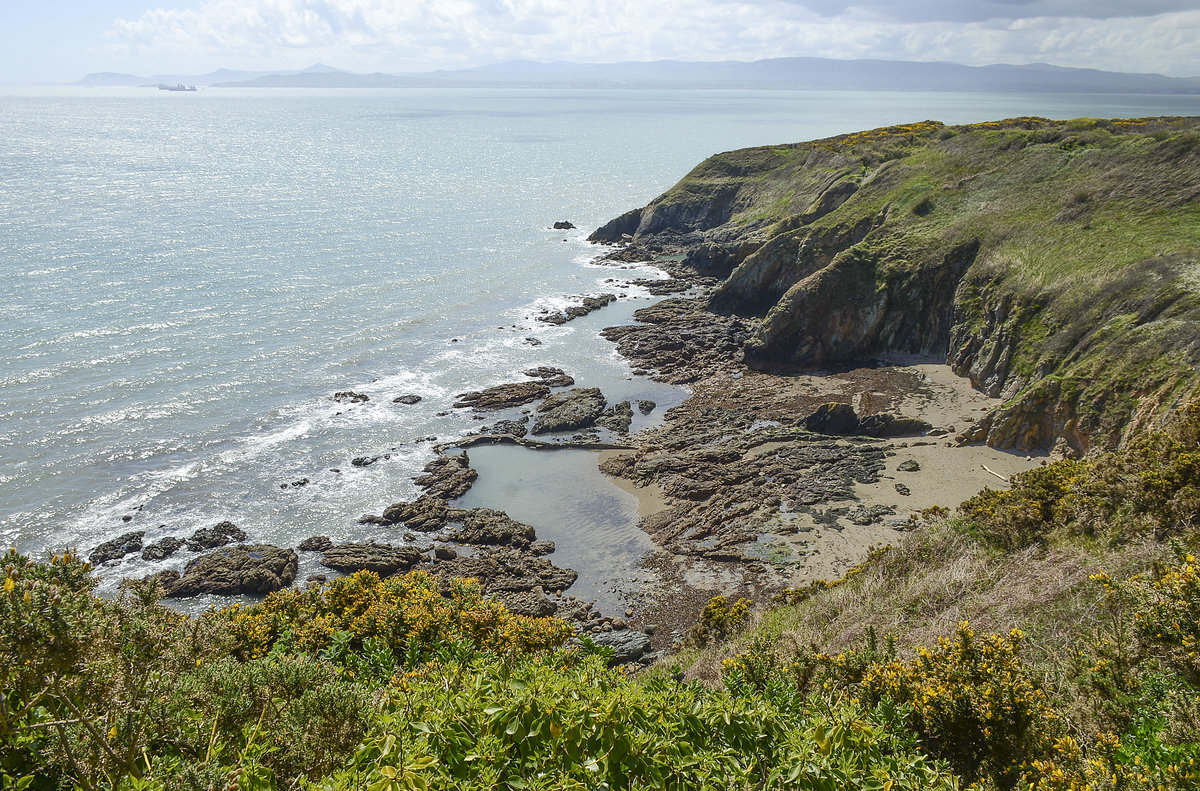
[532,387,607,434]
[637,400,656,415]
[165,544,298,598]
[122,514,134,523]
[524,337,542,346]
[586,630,652,665]
[552,221,576,230]
[529,540,556,556]
[596,401,634,433]
[351,455,383,467]
[393,394,422,405]
[186,521,247,552]
[434,546,457,561]
[321,543,421,575]
[89,531,145,565]
[333,390,370,404]
[454,382,550,410]
[382,495,450,531]
[282,477,309,489]
[298,536,334,552]
[803,403,860,435]
[141,537,185,562]
[897,459,921,472]
[857,413,934,438]
[413,454,478,500]
[496,589,557,617]
[895,482,912,496]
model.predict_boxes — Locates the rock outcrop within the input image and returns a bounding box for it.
[163,544,298,597]
[593,117,1200,452]
[532,388,608,434]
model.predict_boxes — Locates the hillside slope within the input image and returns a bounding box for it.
[593,117,1200,454]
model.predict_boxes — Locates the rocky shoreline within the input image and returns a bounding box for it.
[98,227,1045,660]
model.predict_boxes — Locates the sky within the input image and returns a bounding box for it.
[2,0,1200,84]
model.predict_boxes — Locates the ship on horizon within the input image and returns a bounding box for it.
[158,83,197,92]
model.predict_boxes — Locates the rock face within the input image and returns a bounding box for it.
[90,531,145,565]
[454,382,550,410]
[164,545,298,597]
[320,543,421,575]
[532,388,608,434]
[593,117,1200,451]
[382,495,450,531]
[298,536,334,552]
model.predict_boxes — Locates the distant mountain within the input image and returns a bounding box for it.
[208,57,1200,94]
[75,65,341,87]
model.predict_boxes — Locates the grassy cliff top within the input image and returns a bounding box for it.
[618,116,1200,452]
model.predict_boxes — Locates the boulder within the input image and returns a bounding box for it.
[803,403,860,435]
[552,221,576,230]
[490,417,530,438]
[333,390,370,404]
[586,630,652,665]
[320,543,421,575]
[532,388,607,434]
[186,521,247,552]
[298,536,334,552]
[897,459,921,472]
[857,413,934,438]
[165,544,298,598]
[393,394,422,405]
[89,531,145,565]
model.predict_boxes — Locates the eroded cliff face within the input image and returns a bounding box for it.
[595,117,1200,453]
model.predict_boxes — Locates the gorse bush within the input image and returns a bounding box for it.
[215,569,572,661]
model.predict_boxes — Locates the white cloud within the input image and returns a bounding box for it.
[100,0,1200,77]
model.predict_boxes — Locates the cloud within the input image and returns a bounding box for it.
[101,0,1200,77]
[769,0,1200,24]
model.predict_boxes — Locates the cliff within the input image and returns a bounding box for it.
[594,117,1200,453]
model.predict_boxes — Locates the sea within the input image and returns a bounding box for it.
[3,86,1199,608]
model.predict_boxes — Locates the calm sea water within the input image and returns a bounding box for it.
[3,86,1198,600]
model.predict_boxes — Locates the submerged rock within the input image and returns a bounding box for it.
[333,390,370,404]
[393,394,422,405]
[538,294,617,325]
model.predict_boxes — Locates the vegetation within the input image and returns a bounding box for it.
[5,402,1200,789]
